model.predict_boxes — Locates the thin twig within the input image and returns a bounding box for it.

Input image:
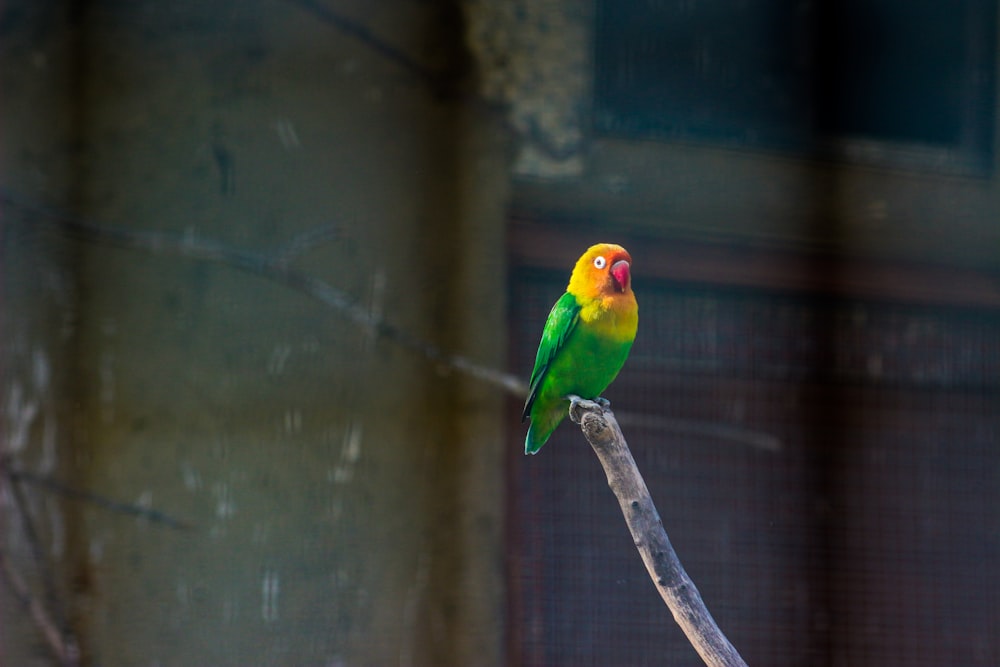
[5,467,68,639]
[3,188,780,457]
[0,544,80,667]
[272,223,343,265]
[1,460,82,666]
[616,412,781,453]
[284,0,445,92]
[2,461,192,530]
[0,456,187,665]
[0,188,528,398]
[567,395,748,667]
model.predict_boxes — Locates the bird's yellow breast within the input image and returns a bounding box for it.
[578,293,638,344]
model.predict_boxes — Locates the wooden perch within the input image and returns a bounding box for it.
[567,396,748,667]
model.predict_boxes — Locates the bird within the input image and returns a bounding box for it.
[522,243,638,454]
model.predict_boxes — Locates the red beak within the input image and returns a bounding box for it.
[610,259,631,292]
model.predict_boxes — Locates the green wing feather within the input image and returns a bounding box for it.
[522,292,580,421]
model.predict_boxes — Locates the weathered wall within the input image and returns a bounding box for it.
[2,1,510,665]
[1,3,82,665]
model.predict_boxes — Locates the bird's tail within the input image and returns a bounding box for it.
[524,405,566,455]
[524,425,545,455]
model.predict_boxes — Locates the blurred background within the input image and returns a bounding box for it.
[1,1,998,665]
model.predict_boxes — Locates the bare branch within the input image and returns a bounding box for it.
[567,396,748,667]
[2,460,192,530]
[4,188,781,458]
[616,412,781,453]
[1,458,82,666]
[272,223,343,266]
[0,189,528,398]
[284,0,446,92]
[0,545,80,667]
[5,465,68,637]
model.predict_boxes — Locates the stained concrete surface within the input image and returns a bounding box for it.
[2,2,509,665]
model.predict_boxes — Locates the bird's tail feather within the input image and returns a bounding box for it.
[524,406,566,455]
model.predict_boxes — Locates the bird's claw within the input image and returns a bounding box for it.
[567,394,611,424]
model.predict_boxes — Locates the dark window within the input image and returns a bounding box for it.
[594,0,997,172]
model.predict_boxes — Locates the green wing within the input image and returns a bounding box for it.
[522,292,580,421]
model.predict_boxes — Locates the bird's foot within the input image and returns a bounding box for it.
[567,394,611,424]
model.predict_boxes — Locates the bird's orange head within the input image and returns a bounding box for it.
[567,243,634,301]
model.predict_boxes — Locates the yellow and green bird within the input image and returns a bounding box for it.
[522,243,638,454]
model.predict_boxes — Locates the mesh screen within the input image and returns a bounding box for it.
[507,265,1000,666]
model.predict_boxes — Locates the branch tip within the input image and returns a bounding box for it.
[568,401,748,667]
[567,394,610,425]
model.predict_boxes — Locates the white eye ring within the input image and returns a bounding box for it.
[593,256,607,269]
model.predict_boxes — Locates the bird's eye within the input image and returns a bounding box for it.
[593,256,607,269]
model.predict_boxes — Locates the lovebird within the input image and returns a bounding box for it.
[522,243,638,454]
